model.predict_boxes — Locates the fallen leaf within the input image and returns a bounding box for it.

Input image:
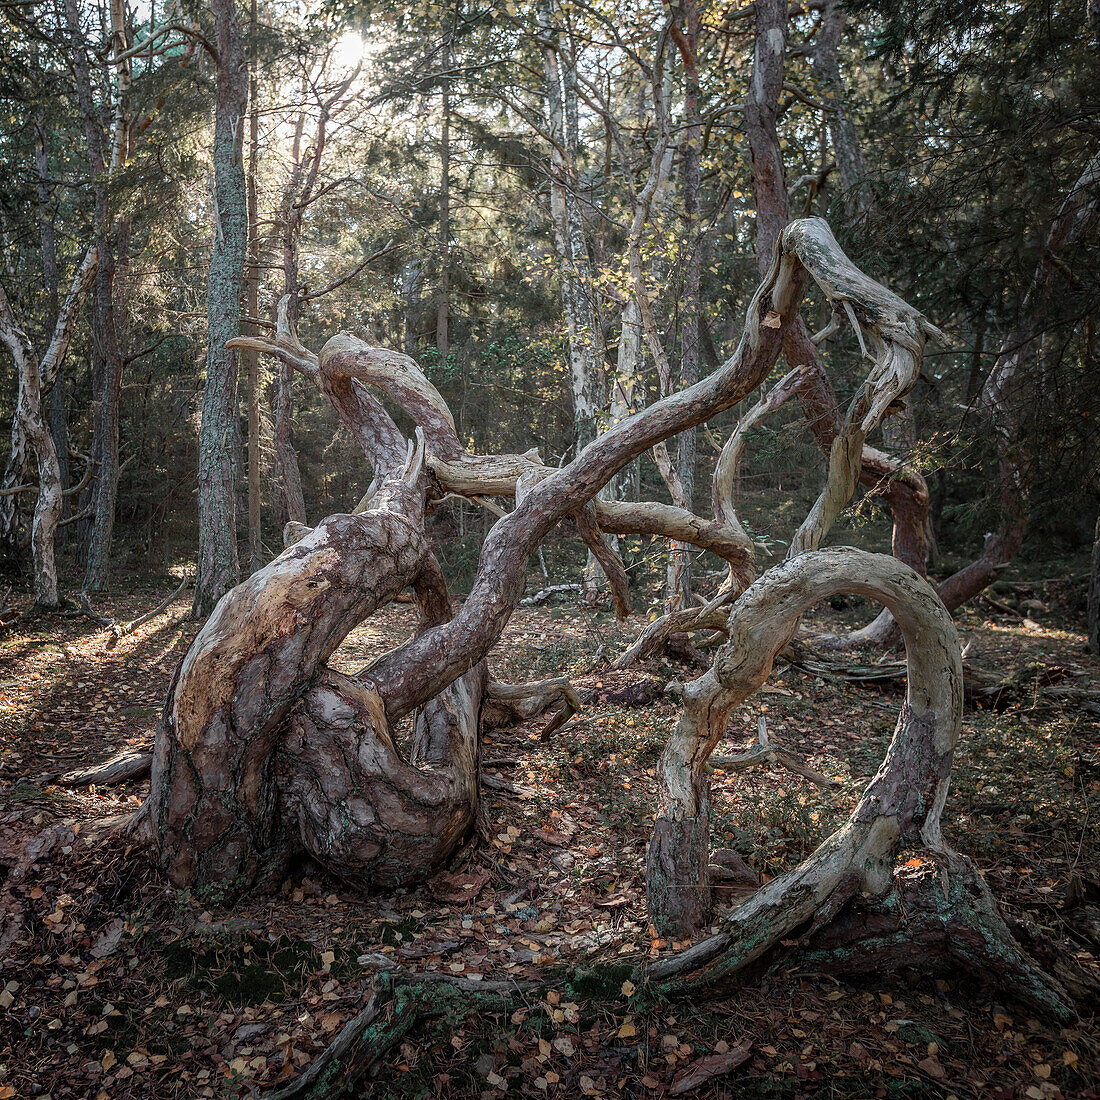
[917,1055,945,1079]
[534,827,571,847]
[594,893,632,909]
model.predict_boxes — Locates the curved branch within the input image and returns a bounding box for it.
[645,549,1070,1017]
[367,218,929,720]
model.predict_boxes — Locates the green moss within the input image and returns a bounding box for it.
[160,932,337,1007]
[567,962,638,1000]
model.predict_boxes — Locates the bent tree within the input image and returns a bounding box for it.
[137,219,1077,1018]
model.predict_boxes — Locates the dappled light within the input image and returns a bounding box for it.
[0,0,1097,1096]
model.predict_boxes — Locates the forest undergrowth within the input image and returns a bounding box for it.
[0,568,1096,1099]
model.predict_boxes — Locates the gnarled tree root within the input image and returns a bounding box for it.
[645,855,1080,1022]
[784,855,1080,1020]
[264,883,1083,1100]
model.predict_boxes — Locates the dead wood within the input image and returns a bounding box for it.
[58,749,152,787]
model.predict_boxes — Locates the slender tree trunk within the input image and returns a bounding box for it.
[271,113,307,531]
[1088,514,1099,655]
[245,0,261,571]
[609,299,642,505]
[668,1,703,606]
[81,254,124,592]
[811,0,872,220]
[540,2,603,457]
[403,258,423,355]
[0,251,98,608]
[436,38,451,360]
[272,362,306,528]
[193,0,248,617]
[63,0,130,593]
[539,1,608,603]
[35,118,66,519]
[0,312,58,606]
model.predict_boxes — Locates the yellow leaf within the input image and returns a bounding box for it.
[617,1020,637,1039]
[621,980,636,997]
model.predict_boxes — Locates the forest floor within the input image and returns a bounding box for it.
[0,569,1097,1099]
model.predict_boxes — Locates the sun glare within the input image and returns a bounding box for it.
[333,29,369,73]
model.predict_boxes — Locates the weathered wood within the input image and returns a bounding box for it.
[648,548,961,937]
[148,218,964,946]
[59,749,152,787]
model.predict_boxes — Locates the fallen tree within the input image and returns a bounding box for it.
[132,218,1074,1020]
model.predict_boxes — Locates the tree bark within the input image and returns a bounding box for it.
[193,0,248,617]
[1089,513,1100,655]
[245,0,262,572]
[0,250,98,608]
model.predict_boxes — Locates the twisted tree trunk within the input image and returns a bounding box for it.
[144,216,918,883]
[135,218,1069,1020]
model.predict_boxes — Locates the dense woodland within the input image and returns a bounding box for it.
[0,0,1099,1097]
